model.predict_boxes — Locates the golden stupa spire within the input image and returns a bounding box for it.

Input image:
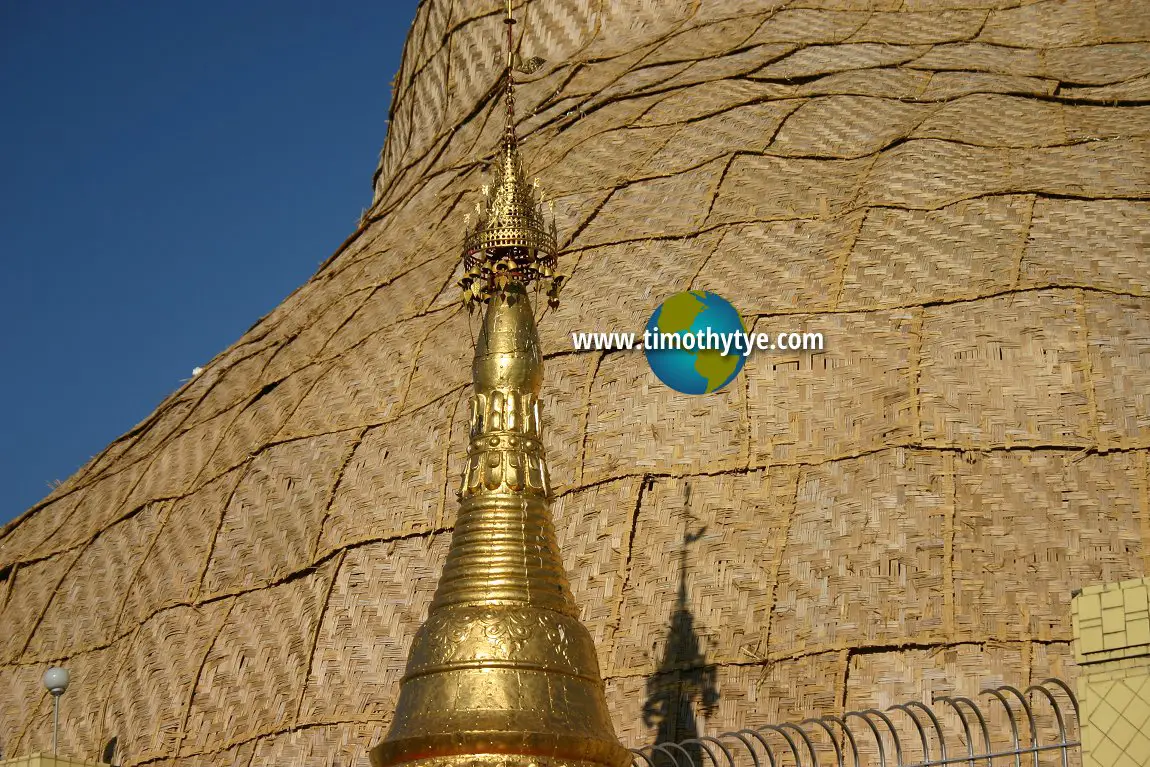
[369,4,627,767]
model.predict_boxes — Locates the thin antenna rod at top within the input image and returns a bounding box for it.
[503,0,517,145]
[506,0,514,69]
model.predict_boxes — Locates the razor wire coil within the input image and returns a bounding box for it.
[631,678,1080,767]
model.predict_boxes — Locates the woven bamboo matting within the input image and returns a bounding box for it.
[1,0,1147,763]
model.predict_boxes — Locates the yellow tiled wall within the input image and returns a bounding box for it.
[0,755,109,767]
[1073,576,1150,767]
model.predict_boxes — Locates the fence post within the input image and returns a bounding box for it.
[1072,575,1150,766]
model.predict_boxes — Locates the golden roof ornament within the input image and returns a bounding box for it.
[459,0,563,310]
[369,5,628,767]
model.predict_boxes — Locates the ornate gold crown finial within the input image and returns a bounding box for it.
[459,0,564,310]
[369,5,626,767]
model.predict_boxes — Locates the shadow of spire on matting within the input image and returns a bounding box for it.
[643,482,720,767]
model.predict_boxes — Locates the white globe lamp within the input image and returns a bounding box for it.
[42,667,69,755]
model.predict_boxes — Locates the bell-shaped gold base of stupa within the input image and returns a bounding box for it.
[370,601,627,767]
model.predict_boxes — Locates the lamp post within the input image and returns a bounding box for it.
[42,667,69,756]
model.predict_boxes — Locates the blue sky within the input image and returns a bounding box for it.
[0,1,417,523]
